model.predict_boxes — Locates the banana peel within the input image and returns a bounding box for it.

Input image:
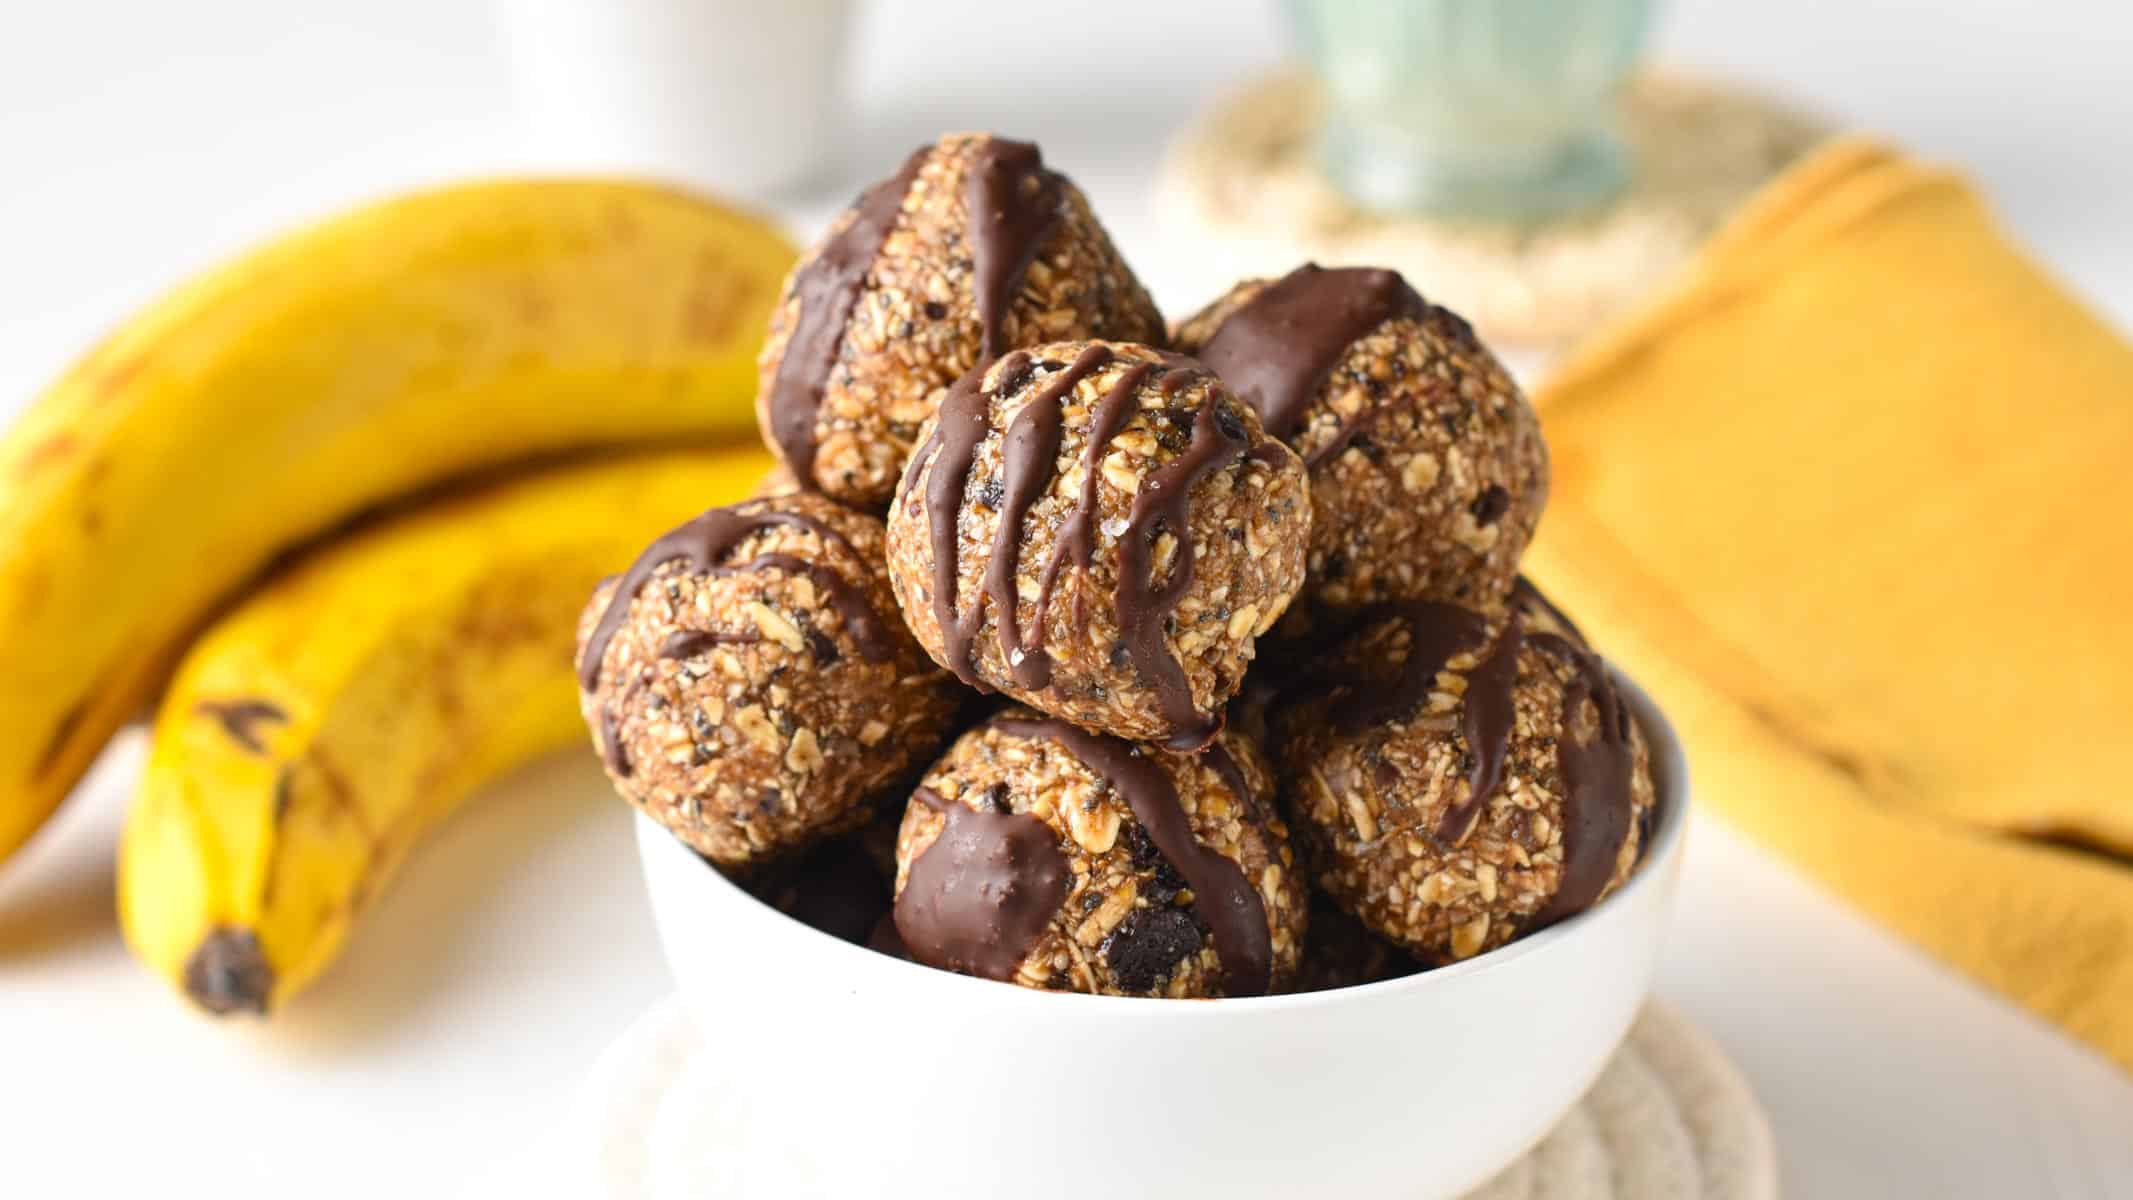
[0,178,794,863]
[120,446,771,1014]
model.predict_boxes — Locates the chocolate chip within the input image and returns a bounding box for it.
[1374,760,1401,794]
[1213,401,1247,443]
[994,357,1038,395]
[923,301,948,320]
[1125,822,1160,868]
[1469,485,1510,524]
[1102,907,1204,993]
[1124,824,1187,903]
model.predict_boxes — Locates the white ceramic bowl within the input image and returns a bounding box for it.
[638,672,1687,1200]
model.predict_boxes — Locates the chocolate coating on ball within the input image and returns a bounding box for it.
[1272,583,1654,963]
[577,493,963,867]
[757,133,1165,507]
[885,342,1310,750]
[1175,264,1547,615]
[890,710,1306,997]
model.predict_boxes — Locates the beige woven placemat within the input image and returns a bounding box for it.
[1154,69,1828,350]
[1464,1003,1777,1200]
[520,998,1775,1200]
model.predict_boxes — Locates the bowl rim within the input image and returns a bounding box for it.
[640,666,1689,1019]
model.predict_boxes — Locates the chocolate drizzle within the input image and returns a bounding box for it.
[1328,602,1488,735]
[766,146,928,484]
[964,137,1063,360]
[599,702,631,777]
[1435,611,1524,845]
[975,346,1111,690]
[909,350,1244,748]
[1030,356,1163,650]
[1115,389,1251,750]
[1202,739,1262,822]
[1194,263,1426,445]
[1298,591,1640,929]
[893,786,1070,981]
[1525,635,1639,931]
[992,716,1272,996]
[920,362,1004,689]
[578,506,892,691]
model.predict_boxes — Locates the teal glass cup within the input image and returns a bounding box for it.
[1291,0,1656,221]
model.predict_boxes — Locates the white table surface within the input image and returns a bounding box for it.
[4,2,2132,1196]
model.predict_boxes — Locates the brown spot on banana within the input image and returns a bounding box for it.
[183,926,273,1016]
[34,697,89,778]
[305,751,381,846]
[271,769,295,823]
[194,698,289,754]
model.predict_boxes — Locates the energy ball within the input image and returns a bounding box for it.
[577,493,963,868]
[758,133,1165,507]
[746,833,891,947]
[1272,582,1655,964]
[1292,892,1424,993]
[890,709,1306,997]
[885,342,1310,751]
[1175,264,1547,615]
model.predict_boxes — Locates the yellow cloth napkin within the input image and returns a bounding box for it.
[1527,138,2133,1074]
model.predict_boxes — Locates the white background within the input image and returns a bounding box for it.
[3,2,2132,1196]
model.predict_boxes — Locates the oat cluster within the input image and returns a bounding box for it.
[885,343,1310,748]
[755,133,1163,508]
[1275,590,1656,964]
[577,131,1660,1000]
[576,492,961,867]
[1175,276,1547,619]
[894,713,1305,996]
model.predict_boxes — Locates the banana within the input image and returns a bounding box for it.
[0,179,794,862]
[119,446,771,1014]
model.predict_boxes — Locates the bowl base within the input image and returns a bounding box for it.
[468,997,1773,1200]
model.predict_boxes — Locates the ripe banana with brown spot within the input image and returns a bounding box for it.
[120,447,771,1014]
[0,179,794,863]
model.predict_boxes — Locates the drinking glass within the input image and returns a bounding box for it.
[1291,0,1656,220]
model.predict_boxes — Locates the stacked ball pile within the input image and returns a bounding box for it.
[577,134,1657,998]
